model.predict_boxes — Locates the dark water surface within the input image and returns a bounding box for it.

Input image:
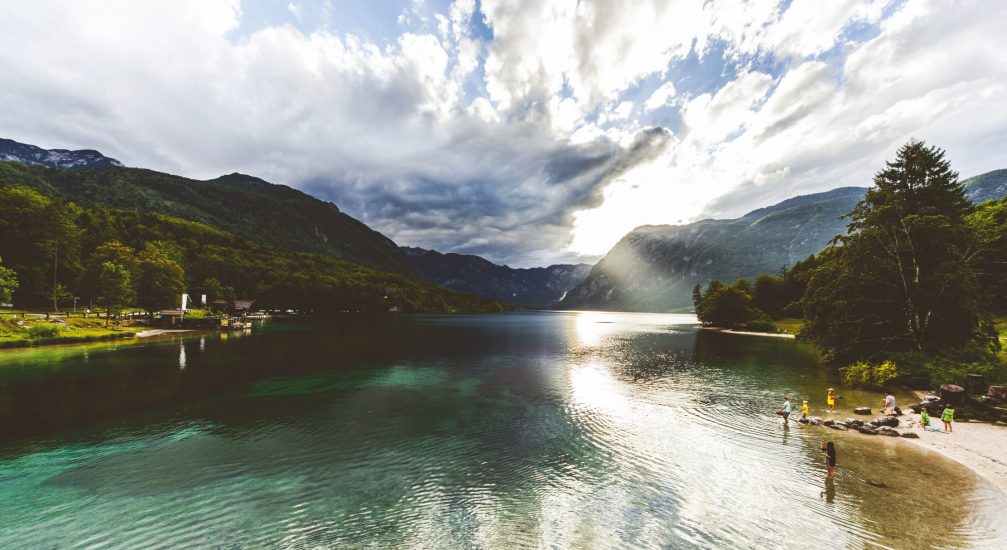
[1,312,1004,548]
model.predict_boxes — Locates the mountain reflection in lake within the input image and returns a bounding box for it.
[1,312,1004,548]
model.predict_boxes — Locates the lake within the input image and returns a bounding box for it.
[1,312,1004,548]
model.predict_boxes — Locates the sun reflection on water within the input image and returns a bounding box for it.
[573,311,619,347]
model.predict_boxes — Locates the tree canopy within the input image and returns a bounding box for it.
[0,175,510,314]
[0,256,17,303]
[802,140,998,365]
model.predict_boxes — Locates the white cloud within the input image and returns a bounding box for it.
[569,0,1007,255]
[1,0,1005,266]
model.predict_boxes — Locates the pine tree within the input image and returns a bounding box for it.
[803,140,998,363]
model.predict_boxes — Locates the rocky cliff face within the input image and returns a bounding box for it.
[402,247,591,306]
[0,138,124,169]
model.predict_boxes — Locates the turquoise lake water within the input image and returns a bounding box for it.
[1,312,1004,548]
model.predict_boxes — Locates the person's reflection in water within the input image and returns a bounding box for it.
[822,477,836,503]
[781,422,790,445]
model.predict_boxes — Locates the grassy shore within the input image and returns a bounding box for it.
[772,317,803,335]
[0,315,136,349]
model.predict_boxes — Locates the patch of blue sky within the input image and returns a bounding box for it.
[231,0,443,44]
[458,1,494,106]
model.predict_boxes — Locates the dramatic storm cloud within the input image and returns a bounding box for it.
[2,0,1006,265]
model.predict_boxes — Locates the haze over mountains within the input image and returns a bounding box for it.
[558,174,1007,311]
[0,138,588,304]
[3,137,1004,312]
[402,247,591,307]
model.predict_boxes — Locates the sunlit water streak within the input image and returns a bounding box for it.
[0,312,1004,548]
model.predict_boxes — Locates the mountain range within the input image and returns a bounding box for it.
[0,156,411,274]
[401,247,591,306]
[0,138,125,169]
[0,138,590,303]
[558,173,1007,311]
[3,137,1004,312]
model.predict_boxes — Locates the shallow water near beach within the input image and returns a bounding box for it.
[1,312,1005,548]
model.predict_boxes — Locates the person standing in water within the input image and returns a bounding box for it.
[780,396,792,425]
[821,441,837,477]
[827,388,836,414]
[941,404,955,432]
[801,400,809,421]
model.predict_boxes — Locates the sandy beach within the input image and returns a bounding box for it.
[699,327,796,339]
[134,329,193,338]
[896,410,1007,495]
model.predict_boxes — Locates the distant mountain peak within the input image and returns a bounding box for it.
[962,169,1007,203]
[0,137,124,169]
[401,245,592,306]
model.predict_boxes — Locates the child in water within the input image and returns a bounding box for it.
[780,396,792,425]
[827,388,836,414]
[801,400,809,421]
[821,441,837,477]
[941,405,955,433]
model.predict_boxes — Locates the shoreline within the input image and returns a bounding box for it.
[896,410,1007,495]
[1,328,199,351]
[134,329,193,338]
[699,326,796,339]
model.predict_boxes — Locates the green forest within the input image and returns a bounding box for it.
[695,141,1007,388]
[0,164,510,317]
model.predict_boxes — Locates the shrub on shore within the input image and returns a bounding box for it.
[27,323,61,338]
[840,360,900,390]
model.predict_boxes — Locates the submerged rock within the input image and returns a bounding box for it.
[901,432,920,439]
[823,419,836,427]
[853,407,872,415]
[798,417,810,424]
[829,424,848,431]
[845,419,864,428]
[809,417,822,425]
[858,426,878,435]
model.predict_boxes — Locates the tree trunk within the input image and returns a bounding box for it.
[965,374,985,396]
[940,384,965,405]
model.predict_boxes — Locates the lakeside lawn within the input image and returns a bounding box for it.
[772,317,803,335]
[0,314,136,349]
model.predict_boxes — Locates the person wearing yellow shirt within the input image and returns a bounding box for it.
[801,400,809,421]
[827,388,836,414]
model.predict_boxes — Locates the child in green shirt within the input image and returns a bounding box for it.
[941,405,955,433]
[920,408,931,430]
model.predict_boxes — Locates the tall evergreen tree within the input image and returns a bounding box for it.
[803,140,998,364]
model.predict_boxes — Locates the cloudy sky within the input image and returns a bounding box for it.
[2,0,1006,267]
